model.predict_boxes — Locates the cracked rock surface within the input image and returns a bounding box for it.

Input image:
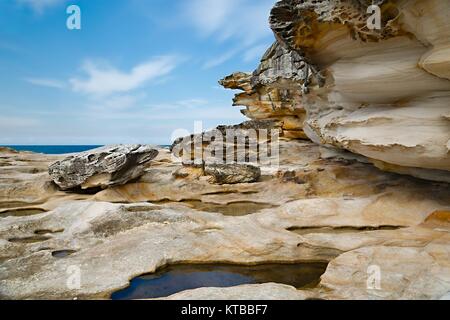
[48,145,159,190]
[0,141,449,300]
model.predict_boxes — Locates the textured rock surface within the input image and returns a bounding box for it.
[171,120,280,165]
[48,145,158,190]
[1,142,449,300]
[161,283,311,300]
[223,0,450,182]
[220,54,307,140]
[204,164,261,184]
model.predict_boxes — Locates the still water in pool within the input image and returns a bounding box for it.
[111,263,328,300]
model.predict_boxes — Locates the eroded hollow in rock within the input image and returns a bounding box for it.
[0,208,47,218]
[287,225,405,235]
[178,200,276,216]
[8,235,51,243]
[111,262,328,300]
[52,250,77,258]
[34,229,64,235]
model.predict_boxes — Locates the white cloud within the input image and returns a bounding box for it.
[182,0,274,46]
[88,94,146,111]
[17,0,66,14]
[70,56,179,96]
[202,48,240,69]
[243,44,269,62]
[25,77,66,89]
[0,116,39,129]
[176,99,209,108]
[146,98,209,111]
[183,0,238,37]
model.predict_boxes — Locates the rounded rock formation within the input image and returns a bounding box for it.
[48,145,158,190]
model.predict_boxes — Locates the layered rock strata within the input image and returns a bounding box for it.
[171,120,280,166]
[48,145,158,190]
[219,59,307,140]
[223,0,450,182]
[1,142,449,300]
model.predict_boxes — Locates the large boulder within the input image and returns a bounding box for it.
[48,145,158,190]
[171,120,281,166]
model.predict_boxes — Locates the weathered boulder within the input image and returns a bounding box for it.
[48,145,158,190]
[204,164,261,184]
[171,120,280,165]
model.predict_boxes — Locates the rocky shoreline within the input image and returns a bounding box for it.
[1,0,450,300]
[0,138,449,299]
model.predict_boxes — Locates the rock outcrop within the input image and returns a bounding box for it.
[222,0,450,183]
[171,120,280,165]
[220,66,307,140]
[48,145,158,190]
[0,147,18,154]
[1,140,450,300]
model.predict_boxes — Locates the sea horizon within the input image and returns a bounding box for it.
[1,145,171,155]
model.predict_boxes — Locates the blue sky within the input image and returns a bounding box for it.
[0,0,275,145]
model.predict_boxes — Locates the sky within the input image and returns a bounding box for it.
[0,0,276,145]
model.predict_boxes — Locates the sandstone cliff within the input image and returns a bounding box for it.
[222,0,450,182]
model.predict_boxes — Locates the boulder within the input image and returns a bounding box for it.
[48,145,158,190]
[171,120,281,165]
[204,164,261,184]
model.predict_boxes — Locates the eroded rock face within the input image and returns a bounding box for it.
[171,120,280,165]
[223,0,450,182]
[48,145,158,190]
[220,51,307,140]
[1,141,449,300]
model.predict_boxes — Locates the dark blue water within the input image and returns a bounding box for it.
[3,145,103,155]
[111,263,328,300]
[3,145,171,155]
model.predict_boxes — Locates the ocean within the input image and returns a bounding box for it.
[3,145,103,155]
[2,145,171,155]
